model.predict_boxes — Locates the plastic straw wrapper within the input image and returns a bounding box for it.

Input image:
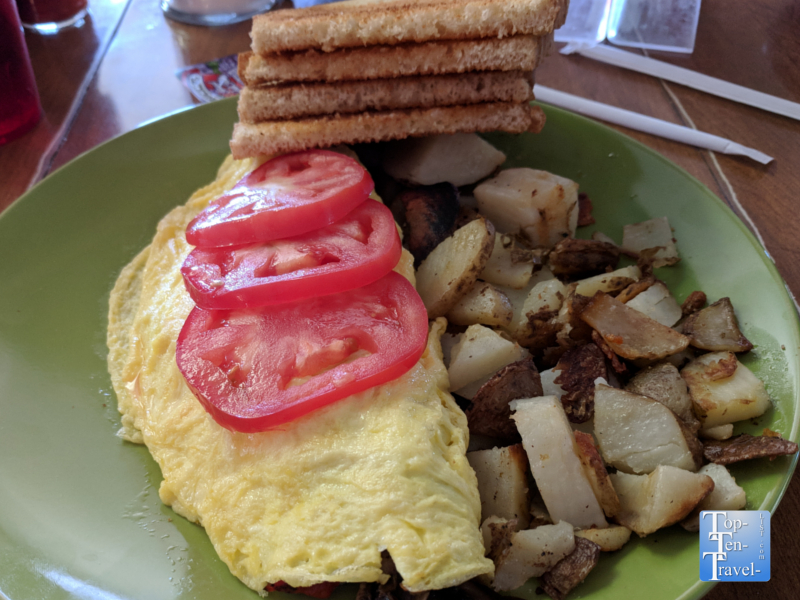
[534,85,773,164]
[561,43,800,122]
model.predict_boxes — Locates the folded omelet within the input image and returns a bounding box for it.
[106,155,493,594]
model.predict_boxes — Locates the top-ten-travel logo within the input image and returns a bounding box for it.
[699,510,770,582]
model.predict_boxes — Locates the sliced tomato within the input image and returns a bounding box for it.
[181,199,401,309]
[186,150,374,248]
[176,272,428,432]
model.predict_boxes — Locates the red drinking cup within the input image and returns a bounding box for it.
[0,0,42,145]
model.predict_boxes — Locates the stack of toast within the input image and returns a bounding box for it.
[230,0,568,159]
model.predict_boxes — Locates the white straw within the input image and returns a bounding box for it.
[534,85,774,165]
[561,43,800,123]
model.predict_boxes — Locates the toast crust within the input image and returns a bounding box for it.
[239,35,548,85]
[251,0,568,53]
[238,71,534,122]
[230,103,546,159]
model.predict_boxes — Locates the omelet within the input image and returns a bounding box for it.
[106,155,493,594]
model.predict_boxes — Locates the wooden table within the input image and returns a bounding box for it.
[2,0,798,598]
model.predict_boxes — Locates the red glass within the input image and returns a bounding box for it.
[16,0,88,32]
[0,0,42,145]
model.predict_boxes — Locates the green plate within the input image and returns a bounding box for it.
[0,98,797,600]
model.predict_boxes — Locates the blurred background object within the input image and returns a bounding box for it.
[556,0,702,53]
[0,0,42,145]
[162,0,276,26]
[16,0,88,33]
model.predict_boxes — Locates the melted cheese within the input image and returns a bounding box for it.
[107,155,492,593]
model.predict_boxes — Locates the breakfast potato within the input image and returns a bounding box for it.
[448,324,529,397]
[548,237,620,278]
[574,265,641,298]
[581,292,690,361]
[480,517,516,565]
[623,281,683,327]
[480,234,535,289]
[574,431,620,518]
[382,132,507,187]
[554,344,607,423]
[699,423,734,440]
[474,168,579,248]
[702,433,799,465]
[511,396,608,529]
[539,537,602,600]
[468,444,531,527]
[681,351,771,428]
[395,183,460,264]
[681,464,746,531]
[621,217,680,268]
[486,520,576,592]
[466,358,542,441]
[625,362,701,432]
[611,466,714,537]
[594,384,703,474]
[446,281,513,328]
[510,278,567,346]
[681,297,753,352]
[540,366,566,398]
[574,526,632,552]
[416,217,495,318]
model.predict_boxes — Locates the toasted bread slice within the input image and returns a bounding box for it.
[230,102,546,159]
[239,35,549,85]
[251,0,568,53]
[238,71,534,122]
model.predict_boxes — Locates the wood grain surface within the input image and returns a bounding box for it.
[0,0,798,598]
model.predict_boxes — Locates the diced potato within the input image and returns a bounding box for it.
[466,359,542,441]
[681,464,746,531]
[574,431,621,517]
[480,234,535,289]
[625,362,701,430]
[474,168,579,248]
[530,489,553,527]
[702,432,798,465]
[581,292,690,361]
[439,332,460,368]
[621,217,679,268]
[468,444,531,528]
[540,367,566,398]
[448,324,528,397]
[594,384,702,474]
[548,238,620,278]
[682,297,753,353]
[624,281,683,327]
[511,396,608,529]
[447,282,513,328]
[591,231,618,246]
[574,526,632,552]
[510,278,567,345]
[492,522,576,592]
[416,217,495,318]
[700,423,734,440]
[539,538,601,600]
[497,267,556,331]
[681,351,771,428]
[481,516,516,559]
[611,466,714,537]
[382,132,506,187]
[574,265,642,298]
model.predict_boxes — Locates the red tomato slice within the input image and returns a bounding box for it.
[181,199,401,309]
[186,150,374,248]
[176,271,428,433]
